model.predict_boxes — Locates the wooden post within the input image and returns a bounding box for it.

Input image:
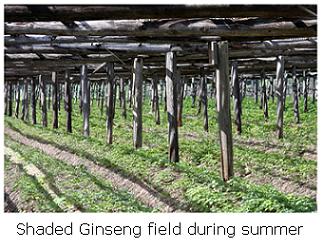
[15,81,20,118]
[4,83,8,115]
[81,65,90,137]
[152,76,160,125]
[177,72,184,127]
[166,51,179,162]
[232,61,242,134]
[8,82,13,117]
[304,71,308,113]
[120,77,127,119]
[312,76,316,103]
[79,80,82,114]
[211,41,234,181]
[23,78,29,121]
[39,75,47,127]
[271,77,275,103]
[52,71,59,129]
[262,70,268,121]
[254,79,259,104]
[201,75,209,132]
[191,77,196,107]
[283,73,288,111]
[276,56,285,139]
[133,58,143,149]
[292,66,300,124]
[64,70,72,133]
[106,62,114,144]
[31,77,36,124]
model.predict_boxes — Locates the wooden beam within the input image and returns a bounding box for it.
[276,56,285,139]
[262,70,268,121]
[5,5,316,22]
[8,82,13,117]
[132,58,143,149]
[166,51,179,162]
[211,41,234,181]
[81,65,90,137]
[5,19,316,38]
[292,66,300,123]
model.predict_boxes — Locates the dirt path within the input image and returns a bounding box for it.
[5,127,175,212]
[5,147,80,212]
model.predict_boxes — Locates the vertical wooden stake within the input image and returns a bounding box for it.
[81,65,90,137]
[8,82,13,117]
[152,76,160,125]
[166,52,179,162]
[133,58,143,149]
[23,78,29,121]
[262,70,268,121]
[304,71,308,113]
[201,75,209,132]
[64,70,72,133]
[276,56,285,139]
[39,75,47,127]
[177,72,184,127]
[106,62,114,144]
[232,61,242,134]
[211,41,234,181]
[15,82,21,118]
[120,77,127,119]
[31,77,36,124]
[52,72,59,129]
[292,66,300,124]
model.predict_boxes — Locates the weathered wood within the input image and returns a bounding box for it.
[254,79,259,103]
[132,58,143,149]
[39,75,47,127]
[166,52,179,162]
[81,65,90,137]
[201,75,209,132]
[304,72,309,112]
[312,76,316,103]
[22,78,29,121]
[52,71,59,129]
[31,77,36,124]
[5,5,316,22]
[232,61,242,134]
[211,41,234,181]
[177,73,184,127]
[276,56,285,139]
[4,83,8,115]
[5,19,316,39]
[15,82,21,118]
[8,82,13,116]
[64,70,72,133]
[106,62,114,144]
[153,77,160,125]
[191,77,196,107]
[262,70,269,121]
[120,77,127,119]
[292,66,300,124]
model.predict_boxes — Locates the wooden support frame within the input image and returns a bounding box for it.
[39,75,47,127]
[132,58,143,149]
[31,77,36,124]
[232,61,242,134]
[64,70,72,133]
[81,65,90,137]
[106,62,115,144]
[292,66,300,124]
[276,55,285,139]
[211,41,234,181]
[52,71,59,129]
[166,51,179,162]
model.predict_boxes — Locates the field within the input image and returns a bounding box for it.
[4,94,317,212]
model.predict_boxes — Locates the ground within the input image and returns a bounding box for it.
[4,94,317,212]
